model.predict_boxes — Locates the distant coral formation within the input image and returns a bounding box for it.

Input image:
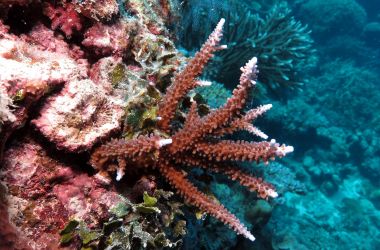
[179,1,315,91]
[218,3,316,90]
[300,0,367,38]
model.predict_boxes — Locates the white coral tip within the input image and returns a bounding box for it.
[218,18,226,28]
[267,189,279,198]
[197,80,212,86]
[245,232,256,242]
[263,104,273,110]
[116,168,125,181]
[276,145,294,157]
[246,57,257,69]
[157,138,172,147]
[269,139,277,146]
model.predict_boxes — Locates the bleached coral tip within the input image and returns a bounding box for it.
[246,57,257,69]
[285,145,294,153]
[261,134,269,140]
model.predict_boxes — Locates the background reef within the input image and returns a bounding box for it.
[0,0,380,250]
[182,0,380,249]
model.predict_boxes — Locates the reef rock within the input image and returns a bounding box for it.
[0,136,122,249]
[32,79,124,152]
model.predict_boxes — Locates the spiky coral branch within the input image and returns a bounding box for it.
[219,104,273,139]
[90,135,174,180]
[157,18,225,132]
[157,162,256,241]
[168,57,259,154]
[173,155,278,199]
[90,18,293,242]
[193,140,278,162]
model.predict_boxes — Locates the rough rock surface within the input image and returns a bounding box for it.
[32,79,124,152]
[0,136,122,249]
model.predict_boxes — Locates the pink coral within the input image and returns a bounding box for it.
[25,23,86,61]
[43,2,83,38]
[0,185,30,250]
[0,24,87,88]
[0,136,122,248]
[73,0,119,21]
[82,20,132,57]
[0,1,189,248]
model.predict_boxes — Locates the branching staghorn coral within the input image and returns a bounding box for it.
[179,2,315,91]
[178,0,280,47]
[222,3,315,89]
[90,19,293,241]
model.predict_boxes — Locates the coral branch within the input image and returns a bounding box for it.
[193,140,281,163]
[158,162,255,241]
[215,104,273,139]
[175,156,278,199]
[89,19,293,242]
[157,18,225,132]
[216,165,278,199]
[169,57,258,153]
[90,135,165,171]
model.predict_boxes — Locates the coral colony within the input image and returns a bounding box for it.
[91,19,293,241]
[0,1,292,248]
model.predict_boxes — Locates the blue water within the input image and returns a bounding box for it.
[178,0,380,249]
